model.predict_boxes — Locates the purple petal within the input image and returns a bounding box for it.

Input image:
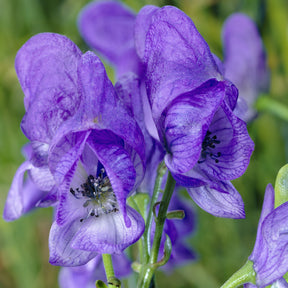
[187,181,245,218]
[273,278,288,288]
[115,73,164,194]
[71,206,144,254]
[49,219,98,266]
[198,100,254,181]
[253,201,288,286]
[3,161,53,221]
[171,168,209,188]
[163,79,225,174]
[87,131,137,227]
[134,5,159,60]
[222,13,269,121]
[249,184,275,261]
[143,6,222,121]
[16,33,82,142]
[28,164,55,191]
[49,130,91,185]
[59,257,102,288]
[77,52,145,165]
[56,161,89,226]
[78,0,140,77]
[29,141,49,167]
[213,54,224,75]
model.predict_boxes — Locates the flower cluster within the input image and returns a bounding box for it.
[79,1,261,219]
[4,0,271,287]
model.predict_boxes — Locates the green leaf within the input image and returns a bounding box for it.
[275,164,288,208]
[127,193,150,219]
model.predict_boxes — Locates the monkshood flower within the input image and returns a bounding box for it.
[136,6,254,218]
[59,254,131,288]
[6,32,146,266]
[221,13,269,121]
[243,184,288,287]
[78,0,142,78]
[78,2,254,218]
[78,1,269,124]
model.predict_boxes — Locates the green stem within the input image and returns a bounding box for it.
[220,260,256,288]
[149,171,175,264]
[137,171,176,288]
[142,162,167,264]
[102,254,116,288]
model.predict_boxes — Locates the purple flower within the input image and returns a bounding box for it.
[59,254,131,288]
[78,0,142,78]
[78,3,254,218]
[137,6,254,218]
[244,184,288,287]
[6,32,146,266]
[222,13,269,121]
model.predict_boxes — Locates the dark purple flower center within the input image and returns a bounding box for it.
[198,130,221,164]
[70,169,119,222]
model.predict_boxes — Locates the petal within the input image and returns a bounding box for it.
[78,0,140,77]
[56,161,90,226]
[254,201,288,286]
[198,100,254,181]
[49,130,91,184]
[272,278,288,288]
[134,5,159,60]
[163,79,225,174]
[143,6,222,121]
[16,33,82,142]
[28,165,55,191]
[115,74,164,194]
[29,141,49,167]
[171,167,210,188]
[77,52,145,164]
[187,181,245,218]
[249,183,275,260]
[222,13,269,121]
[59,257,101,288]
[87,130,137,227]
[71,206,144,254]
[3,161,46,221]
[49,220,98,266]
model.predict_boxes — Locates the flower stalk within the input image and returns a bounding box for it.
[220,260,256,288]
[137,171,176,288]
[142,162,167,264]
[102,254,121,288]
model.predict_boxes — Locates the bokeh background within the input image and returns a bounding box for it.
[1,0,288,287]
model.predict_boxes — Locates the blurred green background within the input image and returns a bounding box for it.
[0,0,288,287]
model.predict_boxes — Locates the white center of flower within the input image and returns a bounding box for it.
[70,168,119,222]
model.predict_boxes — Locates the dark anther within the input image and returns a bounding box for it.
[198,130,221,164]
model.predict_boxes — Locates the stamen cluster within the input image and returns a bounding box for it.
[70,169,119,222]
[198,131,221,164]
